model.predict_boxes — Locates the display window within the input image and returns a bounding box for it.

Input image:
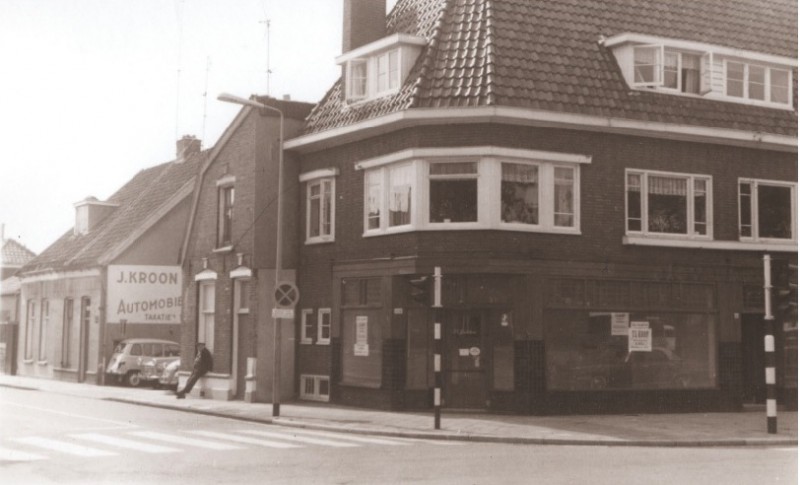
[546,310,717,391]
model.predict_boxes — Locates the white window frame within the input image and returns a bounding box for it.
[317,308,331,345]
[306,178,335,244]
[198,281,215,352]
[498,161,580,232]
[345,48,402,103]
[625,169,713,240]
[300,309,313,345]
[632,44,664,87]
[724,59,793,107]
[661,50,702,94]
[216,183,235,249]
[347,59,368,101]
[24,299,36,361]
[738,178,797,243]
[38,298,49,362]
[299,374,330,402]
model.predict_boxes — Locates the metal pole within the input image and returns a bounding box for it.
[433,267,443,429]
[271,107,285,417]
[763,254,778,434]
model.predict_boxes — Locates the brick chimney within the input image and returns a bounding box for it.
[176,135,201,163]
[342,0,386,53]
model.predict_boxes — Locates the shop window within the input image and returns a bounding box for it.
[317,308,331,345]
[38,298,49,362]
[299,374,330,402]
[24,299,36,361]
[198,281,215,352]
[626,170,711,238]
[739,179,796,241]
[217,184,234,248]
[61,298,73,368]
[545,310,717,391]
[300,309,313,344]
[307,178,335,243]
[429,162,478,223]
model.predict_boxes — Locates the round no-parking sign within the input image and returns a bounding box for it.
[274,282,300,308]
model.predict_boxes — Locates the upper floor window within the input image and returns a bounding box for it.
[217,183,234,248]
[626,170,712,238]
[359,147,588,236]
[634,46,701,94]
[306,178,335,243]
[739,179,796,241]
[725,61,790,104]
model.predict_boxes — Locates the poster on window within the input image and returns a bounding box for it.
[106,265,182,324]
[629,321,652,352]
[611,312,630,335]
[354,315,369,356]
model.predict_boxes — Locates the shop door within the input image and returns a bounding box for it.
[741,314,766,403]
[444,311,487,409]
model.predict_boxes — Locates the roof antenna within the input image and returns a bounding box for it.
[174,0,186,141]
[259,17,272,95]
[201,56,211,149]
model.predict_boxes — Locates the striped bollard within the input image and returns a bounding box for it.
[763,255,778,434]
[434,320,442,430]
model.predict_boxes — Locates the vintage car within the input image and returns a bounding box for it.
[105,338,180,387]
[569,346,690,390]
[153,358,181,390]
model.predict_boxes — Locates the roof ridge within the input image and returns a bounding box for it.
[408,0,452,108]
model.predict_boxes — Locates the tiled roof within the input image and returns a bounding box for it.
[304,0,797,136]
[0,276,20,296]
[1,239,36,267]
[20,152,205,275]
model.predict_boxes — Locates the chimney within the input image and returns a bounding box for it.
[176,135,201,162]
[342,0,386,53]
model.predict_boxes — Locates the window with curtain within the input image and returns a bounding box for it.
[307,178,334,242]
[554,167,576,227]
[217,185,234,247]
[198,282,215,352]
[626,170,711,237]
[388,163,412,226]
[501,163,539,224]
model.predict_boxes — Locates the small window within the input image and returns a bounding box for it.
[317,308,332,345]
[300,374,330,402]
[364,163,413,233]
[217,185,234,247]
[726,61,791,106]
[502,163,539,225]
[626,170,712,238]
[429,162,478,223]
[307,178,335,243]
[739,179,796,241]
[633,45,663,86]
[348,60,367,100]
[553,167,576,227]
[300,309,313,344]
[198,281,216,352]
[770,69,790,104]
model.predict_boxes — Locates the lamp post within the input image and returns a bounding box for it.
[217,92,285,417]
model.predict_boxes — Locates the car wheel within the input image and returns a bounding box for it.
[590,375,608,390]
[126,371,142,387]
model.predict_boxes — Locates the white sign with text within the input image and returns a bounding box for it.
[107,265,182,324]
[628,321,652,352]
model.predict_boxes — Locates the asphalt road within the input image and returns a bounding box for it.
[1,386,796,485]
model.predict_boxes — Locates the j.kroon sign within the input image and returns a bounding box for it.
[107,265,182,324]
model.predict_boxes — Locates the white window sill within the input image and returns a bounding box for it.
[37,360,49,366]
[213,246,234,254]
[300,339,313,345]
[363,225,581,236]
[624,235,797,252]
[316,340,331,346]
[305,237,335,245]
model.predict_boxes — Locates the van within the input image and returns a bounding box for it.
[105,338,180,387]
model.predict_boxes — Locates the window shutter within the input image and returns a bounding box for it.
[699,52,713,94]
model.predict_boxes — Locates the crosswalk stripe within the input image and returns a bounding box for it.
[12,437,117,457]
[0,447,46,462]
[240,429,359,448]
[128,431,243,450]
[71,433,181,453]
[285,429,410,446]
[188,431,301,449]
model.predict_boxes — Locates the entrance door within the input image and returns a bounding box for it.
[443,311,487,409]
[741,314,765,403]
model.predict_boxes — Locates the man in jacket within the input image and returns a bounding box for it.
[176,342,213,399]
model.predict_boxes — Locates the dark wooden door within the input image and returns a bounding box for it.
[443,311,487,409]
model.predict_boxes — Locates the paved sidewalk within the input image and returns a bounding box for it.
[1,374,796,447]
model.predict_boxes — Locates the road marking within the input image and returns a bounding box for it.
[188,430,302,449]
[0,447,46,462]
[391,437,466,446]
[128,431,243,450]
[71,433,181,453]
[284,429,411,446]
[3,401,136,429]
[240,430,359,448]
[12,437,117,457]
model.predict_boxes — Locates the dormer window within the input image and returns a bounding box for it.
[337,33,426,104]
[607,33,795,109]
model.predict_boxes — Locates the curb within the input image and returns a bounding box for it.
[104,397,799,448]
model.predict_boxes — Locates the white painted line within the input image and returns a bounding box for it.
[188,430,301,449]
[391,437,466,446]
[13,437,117,457]
[284,429,410,446]
[240,430,359,448]
[3,401,136,428]
[71,433,181,453]
[128,431,243,450]
[0,446,46,462]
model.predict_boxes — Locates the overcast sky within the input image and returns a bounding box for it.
[0,0,398,254]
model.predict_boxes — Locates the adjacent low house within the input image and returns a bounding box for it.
[15,137,204,384]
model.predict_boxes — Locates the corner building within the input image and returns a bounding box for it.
[286,0,798,413]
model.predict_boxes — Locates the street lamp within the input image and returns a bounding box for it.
[217,92,285,417]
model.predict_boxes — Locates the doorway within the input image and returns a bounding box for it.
[443,310,488,409]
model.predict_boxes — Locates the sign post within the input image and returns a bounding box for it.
[433,267,443,430]
[272,281,299,417]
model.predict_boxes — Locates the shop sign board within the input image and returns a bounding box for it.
[629,321,652,352]
[611,312,630,336]
[354,315,369,356]
[107,265,182,324]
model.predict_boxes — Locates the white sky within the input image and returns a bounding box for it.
[0,0,398,254]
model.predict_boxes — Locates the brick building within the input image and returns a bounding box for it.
[179,97,313,400]
[282,0,797,413]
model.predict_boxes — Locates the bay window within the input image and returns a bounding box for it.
[501,163,539,225]
[626,170,711,238]
[739,179,796,241]
[429,162,478,223]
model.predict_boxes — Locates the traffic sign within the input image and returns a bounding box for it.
[272,308,295,319]
[274,282,300,308]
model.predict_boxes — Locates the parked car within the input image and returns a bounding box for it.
[141,355,181,389]
[158,359,181,390]
[105,338,180,387]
